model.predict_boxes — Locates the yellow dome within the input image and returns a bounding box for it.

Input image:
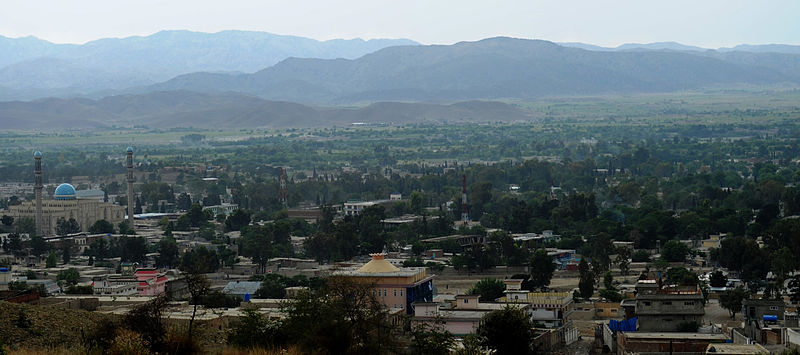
[357,253,400,273]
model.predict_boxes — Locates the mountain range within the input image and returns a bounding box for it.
[0,30,417,99]
[2,34,800,129]
[2,32,800,102]
[143,37,800,104]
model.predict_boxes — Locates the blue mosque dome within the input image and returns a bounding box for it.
[34,151,42,158]
[54,183,77,200]
[126,146,134,153]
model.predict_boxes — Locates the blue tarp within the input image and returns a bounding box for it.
[609,316,637,332]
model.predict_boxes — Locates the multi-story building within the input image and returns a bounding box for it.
[93,277,138,296]
[502,279,574,328]
[413,294,529,336]
[335,253,434,314]
[93,268,166,296]
[635,279,705,332]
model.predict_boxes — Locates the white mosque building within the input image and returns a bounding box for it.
[8,151,127,236]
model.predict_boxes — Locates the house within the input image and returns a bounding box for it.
[413,294,530,336]
[739,298,788,345]
[501,281,574,328]
[222,281,262,298]
[202,203,238,216]
[742,298,785,323]
[635,279,705,332]
[93,277,137,296]
[343,199,393,216]
[594,301,623,319]
[135,269,167,296]
[92,268,166,296]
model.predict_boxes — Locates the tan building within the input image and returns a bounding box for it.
[501,279,574,328]
[335,253,434,314]
[9,183,125,236]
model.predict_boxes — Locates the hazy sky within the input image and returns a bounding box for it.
[2,0,799,47]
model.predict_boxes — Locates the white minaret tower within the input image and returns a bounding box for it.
[126,147,135,233]
[34,151,43,236]
[461,174,469,224]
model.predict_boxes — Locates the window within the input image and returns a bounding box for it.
[400,290,403,296]
[684,301,694,306]
[464,299,469,304]
[643,302,651,306]
[394,290,397,297]
[770,306,779,311]
[662,301,672,305]
[384,290,387,297]
[611,309,618,313]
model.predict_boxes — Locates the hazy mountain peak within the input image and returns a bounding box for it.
[0,30,419,100]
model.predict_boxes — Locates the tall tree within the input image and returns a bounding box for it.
[578,258,594,299]
[86,238,110,260]
[7,233,23,256]
[281,276,397,354]
[240,226,274,273]
[589,233,614,274]
[55,217,81,236]
[469,278,506,302]
[88,220,115,234]
[29,235,49,257]
[477,306,536,355]
[155,237,180,269]
[180,246,220,274]
[183,271,210,342]
[61,239,73,264]
[529,249,556,290]
[770,247,797,293]
[120,236,148,263]
[224,209,251,231]
[660,240,690,262]
[16,217,35,234]
[615,247,631,278]
[719,287,749,319]
[411,316,455,355]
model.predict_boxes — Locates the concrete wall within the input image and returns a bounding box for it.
[564,326,578,346]
[785,328,800,349]
[638,314,703,332]
[732,328,752,344]
[618,335,720,355]
[39,297,99,311]
[602,324,616,353]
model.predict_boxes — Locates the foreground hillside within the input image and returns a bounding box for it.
[0,301,113,351]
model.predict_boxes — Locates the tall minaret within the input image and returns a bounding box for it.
[126,147,135,233]
[33,151,43,236]
[279,167,288,208]
[461,174,469,225]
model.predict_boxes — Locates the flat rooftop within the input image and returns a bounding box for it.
[705,343,769,354]
[622,332,727,341]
